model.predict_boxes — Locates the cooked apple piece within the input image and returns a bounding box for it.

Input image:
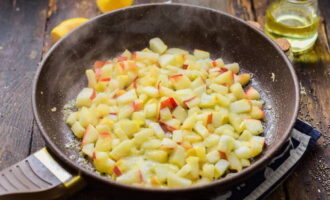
[217,135,235,154]
[250,106,265,120]
[202,163,215,180]
[209,83,228,95]
[194,122,209,138]
[149,122,165,139]
[78,107,98,127]
[93,152,115,174]
[186,156,199,179]
[169,146,186,167]
[181,114,197,130]
[238,130,253,141]
[144,103,158,118]
[110,140,133,160]
[170,74,191,90]
[167,172,192,188]
[214,159,229,178]
[149,37,168,54]
[82,143,94,158]
[66,112,78,126]
[200,93,216,108]
[117,104,134,120]
[246,87,261,100]
[249,136,265,157]
[241,119,263,135]
[116,169,141,184]
[117,89,137,105]
[228,152,242,171]
[215,71,234,86]
[82,124,99,145]
[206,150,220,163]
[235,146,252,159]
[193,49,210,60]
[160,138,177,149]
[71,121,85,138]
[133,128,154,145]
[159,107,172,121]
[224,63,240,74]
[216,94,230,107]
[235,73,250,86]
[172,130,183,143]
[146,150,168,163]
[230,83,245,99]
[95,133,112,152]
[230,99,252,113]
[203,134,220,148]
[76,88,95,107]
[172,106,187,123]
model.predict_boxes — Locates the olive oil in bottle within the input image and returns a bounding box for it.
[265,0,319,54]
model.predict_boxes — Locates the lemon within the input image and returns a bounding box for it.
[97,0,134,13]
[51,17,89,43]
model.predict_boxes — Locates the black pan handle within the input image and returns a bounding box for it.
[0,148,85,200]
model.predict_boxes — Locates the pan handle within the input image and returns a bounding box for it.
[0,148,85,200]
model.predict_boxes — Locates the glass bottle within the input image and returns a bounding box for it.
[264,0,320,54]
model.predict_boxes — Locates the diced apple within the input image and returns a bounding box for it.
[66,112,78,126]
[134,52,159,64]
[133,128,153,145]
[186,156,199,179]
[167,172,192,188]
[241,158,251,167]
[159,54,177,68]
[93,152,115,174]
[78,107,98,127]
[176,164,191,177]
[251,100,265,108]
[215,71,234,86]
[146,150,168,163]
[238,130,252,141]
[200,94,216,108]
[172,130,183,143]
[159,107,172,121]
[109,140,133,160]
[214,159,229,178]
[228,152,242,171]
[246,87,261,100]
[172,106,187,123]
[235,73,251,86]
[209,83,228,95]
[230,99,252,113]
[82,143,94,158]
[202,163,215,180]
[117,89,137,104]
[76,88,95,107]
[212,112,227,128]
[181,114,197,130]
[183,96,200,108]
[149,122,165,139]
[82,124,99,145]
[230,83,245,99]
[94,133,112,152]
[169,146,186,167]
[216,94,230,107]
[160,138,177,149]
[71,121,85,138]
[203,134,220,147]
[241,119,264,135]
[224,63,240,74]
[235,146,252,159]
[193,49,210,60]
[116,169,141,184]
[117,104,134,120]
[228,113,244,133]
[86,69,97,89]
[149,37,168,54]
[117,120,140,138]
[250,106,265,120]
[144,103,158,118]
[160,97,177,110]
[217,135,235,154]
[142,86,159,98]
[206,150,220,163]
[194,122,209,138]
[170,74,191,90]
[249,136,265,157]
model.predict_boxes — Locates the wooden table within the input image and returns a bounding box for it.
[0,0,329,199]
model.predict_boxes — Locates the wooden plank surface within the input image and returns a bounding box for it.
[0,0,48,167]
[0,0,329,199]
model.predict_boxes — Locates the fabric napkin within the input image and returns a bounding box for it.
[210,119,322,200]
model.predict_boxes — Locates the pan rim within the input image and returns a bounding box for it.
[32,2,300,193]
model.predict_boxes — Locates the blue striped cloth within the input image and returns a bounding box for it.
[211,119,322,200]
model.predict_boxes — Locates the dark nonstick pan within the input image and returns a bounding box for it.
[0,3,299,200]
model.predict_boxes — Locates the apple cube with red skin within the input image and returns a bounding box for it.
[250,106,265,120]
[224,63,240,74]
[82,124,99,145]
[160,97,177,110]
[183,96,200,108]
[245,87,261,100]
[93,152,115,174]
[170,74,191,90]
[215,71,234,86]
[76,88,95,107]
[95,133,112,152]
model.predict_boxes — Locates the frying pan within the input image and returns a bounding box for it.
[0,3,299,200]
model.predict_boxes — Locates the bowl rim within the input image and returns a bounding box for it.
[32,2,300,192]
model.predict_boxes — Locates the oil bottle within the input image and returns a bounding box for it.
[265,0,319,54]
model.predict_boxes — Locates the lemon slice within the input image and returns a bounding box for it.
[97,0,134,13]
[51,17,89,43]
